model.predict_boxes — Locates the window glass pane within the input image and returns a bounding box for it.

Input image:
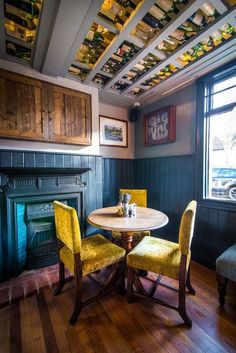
[212,86,236,109]
[208,107,236,201]
[213,76,236,93]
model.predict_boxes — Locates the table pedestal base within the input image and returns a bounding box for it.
[121,232,133,252]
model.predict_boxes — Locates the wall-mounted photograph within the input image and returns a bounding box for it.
[99,116,128,147]
[144,105,176,146]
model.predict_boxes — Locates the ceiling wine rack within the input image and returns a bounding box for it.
[65,0,236,102]
[0,0,235,106]
[3,0,44,63]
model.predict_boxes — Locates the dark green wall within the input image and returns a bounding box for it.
[103,156,236,269]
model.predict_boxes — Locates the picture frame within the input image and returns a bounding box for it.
[144,105,176,146]
[99,115,128,147]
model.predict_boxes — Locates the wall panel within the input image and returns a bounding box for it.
[134,155,195,242]
[103,158,134,207]
[134,155,236,268]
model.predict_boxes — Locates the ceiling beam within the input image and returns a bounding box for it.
[41,0,97,77]
[33,0,59,71]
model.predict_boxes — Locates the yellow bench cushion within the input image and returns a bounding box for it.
[127,236,190,280]
[60,234,125,276]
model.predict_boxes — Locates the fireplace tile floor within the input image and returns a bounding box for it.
[0,264,72,308]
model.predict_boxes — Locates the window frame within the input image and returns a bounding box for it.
[196,59,236,211]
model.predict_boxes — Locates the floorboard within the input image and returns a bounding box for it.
[0,261,235,353]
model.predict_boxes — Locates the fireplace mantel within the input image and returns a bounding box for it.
[0,167,91,176]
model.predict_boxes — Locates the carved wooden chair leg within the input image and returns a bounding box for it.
[127,266,134,303]
[178,257,192,327]
[216,273,228,307]
[69,272,83,325]
[54,260,65,295]
[186,264,195,295]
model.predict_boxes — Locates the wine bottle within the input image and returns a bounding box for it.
[5,12,36,30]
[201,36,214,51]
[188,10,208,28]
[178,52,192,64]
[6,41,31,60]
[5,18,35,43]
[165,35,183,48]
[133,20,158,43]
[170,28,186,41]
[5,0,40,18]
[157,40,175,54]
[116,0,135,9]
[99,0,128,28]
[211,30,223,46]
[5,3,36,22]
[200,2,219,17]
[142,13,164,29]
[149,4,171,23]
[219,23,235,39]
[155,0,179,14]
[179,21,199,38]
[174,0,188,4]
[189,43,205,59]
[168,64,178,72]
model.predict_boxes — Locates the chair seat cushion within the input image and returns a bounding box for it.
[127,236,189,280]
[112,230,150,240]
[216,244,236,282]
[60,234,125,276]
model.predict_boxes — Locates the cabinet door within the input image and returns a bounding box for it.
[0,70,44,140]
[51,85,92,145]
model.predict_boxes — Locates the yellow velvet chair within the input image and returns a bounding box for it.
[126,200,197,327]
[112,189,150,246]
[53,201,125,324]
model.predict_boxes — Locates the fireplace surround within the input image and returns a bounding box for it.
[0,167,89,280]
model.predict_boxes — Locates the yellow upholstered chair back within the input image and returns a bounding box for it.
[119,189,147,207]
[53,201,81,254]
[178,200,197,255]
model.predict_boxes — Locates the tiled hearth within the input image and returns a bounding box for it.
[0,264,72,308]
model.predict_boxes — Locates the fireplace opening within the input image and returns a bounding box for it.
[15,197,81,274]
[26,201,68,269]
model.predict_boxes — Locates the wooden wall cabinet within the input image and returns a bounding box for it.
[51,85,91,145]
[0,70,92,146]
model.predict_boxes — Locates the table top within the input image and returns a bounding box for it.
[87,206,168,232]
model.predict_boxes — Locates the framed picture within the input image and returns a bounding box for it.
[144,105,176,146]
[99,115,128,147]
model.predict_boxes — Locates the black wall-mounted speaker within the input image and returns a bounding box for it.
[128,107,139,122]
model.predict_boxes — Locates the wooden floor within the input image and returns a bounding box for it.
[0,261,236,353]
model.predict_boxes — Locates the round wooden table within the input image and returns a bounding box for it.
[87,206,169,251]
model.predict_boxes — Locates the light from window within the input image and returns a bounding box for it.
[206,73,236,202]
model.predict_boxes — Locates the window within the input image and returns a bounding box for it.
[197,61,236,204]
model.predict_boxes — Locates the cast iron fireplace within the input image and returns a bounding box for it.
[0,167,89,279]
